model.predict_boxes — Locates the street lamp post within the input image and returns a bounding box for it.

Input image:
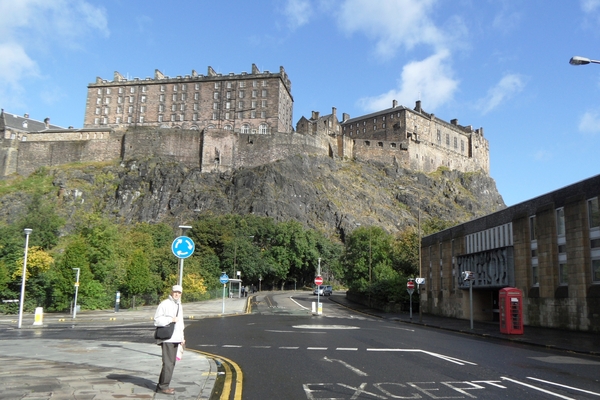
[72,268,80,319]
[17,228,32,329]
[569,56,600,66]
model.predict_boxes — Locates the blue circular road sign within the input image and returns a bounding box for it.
[171,236,195,259]
[220,274,229,284]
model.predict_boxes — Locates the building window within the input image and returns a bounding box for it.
[226,102,231,110]
[251,100,257,108]
[213,102,218,110]
[194,92,199,100]
[461,140,465,153]
[556,208,565,237]
[258,124,268,134]
[252,90,257,98]
[159,104,164,112]
[180,104,185,111]
[129,96,134,103]
[94,117,99,124]
[214,82,220,89]
[212,112,217,120]
[251,111,256,118]
[141,95,146,103]
[118,97,123,104]
[530,216,539,286]
[262,80,267,86]
[261,100,267,107]
[237,112,243,119]
[159,94,165,102]
[173,84,178,92]
[96,97,101,104]
[378,142,383,147]
[241,124,250,133]
[160,85,165,92]
[239,90,245,98]
[181,93,186,101]
[225,112,230,120]
[365,141,370,146]
[95,107,100,115]
[158,115,163,122]
[261,89,267,97]
[172,94,177,101]
[141,86,146,93]
[97,89,101,95]
[446,133,450,146]
[454,137,458,148]
[116,117,121,124]
[139,116,144,123]
[171,114,176,122]
[213,92,219,100]
[192,113,198,121]
[390,143,396,148]
[140,106,146,113]
[226,91,231,99]
[127,116,132,123]
[238,101,244,109]
[130,87,135,93]
[128,106,133,114]
[117,106,122,113]
[118,87,123,94]
[589,197,600,229]
[179,114,184,121]
[226,82,232,89]
[240,81,246,88]
[181,83,186,91]
[224,124,232,130]
[530,215,537,241]
[171,104,177,111]
[193,103,198,111]
[195,83,200,90]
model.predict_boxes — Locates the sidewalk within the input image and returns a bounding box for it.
[0,297,249,400]
[328,294,600,357]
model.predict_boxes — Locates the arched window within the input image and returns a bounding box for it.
[241,124,250,134]
[258,124,268,134]
[224,124,233,131]
[207,124,215,130]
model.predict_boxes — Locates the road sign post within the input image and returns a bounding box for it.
[415,277,425,322]
[407,280,415,320]
[314,275,323,315]
[220,273,229,314]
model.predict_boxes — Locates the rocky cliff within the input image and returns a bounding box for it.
[1,155,505,238]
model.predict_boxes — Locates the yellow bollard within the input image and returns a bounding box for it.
[33,307,43,326]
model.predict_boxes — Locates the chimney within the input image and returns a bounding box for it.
[24,113,29,118]
[414,100,422,113]
[332,107,337,118]
[44,117,50,128]
[342,113,350,122]
[392,100,398,108]
[311,111,320,120]
[451,119,458,126]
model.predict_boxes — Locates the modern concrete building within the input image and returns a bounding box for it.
[420,174,600,332]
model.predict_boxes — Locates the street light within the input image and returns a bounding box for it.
[17,228,32,329]
[569,56,600,66]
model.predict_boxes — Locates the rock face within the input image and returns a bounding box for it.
[40,155,505,237]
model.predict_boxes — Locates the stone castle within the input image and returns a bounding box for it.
[0,64,489,177]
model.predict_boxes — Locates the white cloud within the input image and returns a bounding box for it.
[533,149,553,162]
[581,0,600,13]
[0,0,108,106]
[283,0,313,30]
[578,109,600,134]
[477,74,525,114]
[357,50,458,111]
[337,0,446,59]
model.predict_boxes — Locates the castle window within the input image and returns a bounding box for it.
[461,140,464,152]
[159,94,165,102]
[171,104,176,111]
[225,112,230,119]
[195,83,200,90]
[181,84,186,91]
[373,118,376,123]
[238,101,244,109]
[261,100,267,107]
[94,118,99,124]
[139,116,144,123]
[365,141,370,146]
[119,87,123,94]
[212,112,217,120]
[253,80,257,87]
[104,107,110,114]
[130,87,135,93]
[239,90,245,98]
[262,89,268,96]
[258,124,268,134]
[118,97,123,104]
[158,115,163,122]
[363,121,366,125]
[437,129,441,142]
[261,111,266,118]
[213,102,218,110]
[446,133,450,146]
[382,116,385,121]
[160,85,165,92]
[252,90,257,98]
[96,98,101,104]
[383,123,386,128]
[105,97,111,104]
[194,92,199,100]
[226,91,231,99]
[194,103,199,111]
[363,128,366,133]
[116,117,122,124]
[180,104,185,111]
[213,92,219,100]
[241,124,250,133]
[378,142,383,147]
[117,106,122,113]
[171,114,176,121]
[251,111,256,118]
[129,96,134,103]
[238,112,243,119]
[127,116,132,123]
[226,102,231,109]
[181,93,186,101]
[251,100,257,108]
[106,88,111,94]
[262,80,267,87]
[141,95,146,103]
[128,106,133,114]
[192,113,198,121]
[97,89,101,95]
[374,125,376,130]
[179,114,184,121]
[214,82,220,89]
[172,94,177,101]
[240,81,246,88]
[454,137,458,148]
[159,104,164,112]
[141,86,146,92]
[102,117,107,125]
[391,143,396,148]
[95,107,100,115]
[173,84,178,92]
[227,82,232,89]
[224,124,233,130]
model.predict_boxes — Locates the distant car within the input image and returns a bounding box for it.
[313,285,333,296]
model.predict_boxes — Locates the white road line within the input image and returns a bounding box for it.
[501,377,576,399]
[324,357,368,376]
[222,345,242,348]
[279,346,299,349]
[384,326,415,332]
[196,344,217,347]
[307,347,328,350]
[366,348,476,366]
[251,345,271,348]
[527,377,600,397]
[336,348,358,351]
[265,330,295,333]
[290,296,310,310]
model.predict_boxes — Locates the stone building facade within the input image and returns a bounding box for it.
[83,64,293,135]
[420,174,600,332]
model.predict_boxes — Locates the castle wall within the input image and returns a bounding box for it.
[122,128,202,168]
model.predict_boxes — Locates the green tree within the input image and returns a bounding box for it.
[124,249,152,297]
[17,192,64,250]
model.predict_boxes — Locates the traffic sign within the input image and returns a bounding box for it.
[314,276,323,286]
[407,281,415,290]
[172,236,195,259]
[220,273,229,284]
[415,277,425,285]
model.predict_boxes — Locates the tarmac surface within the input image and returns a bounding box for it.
[0,292,599,399]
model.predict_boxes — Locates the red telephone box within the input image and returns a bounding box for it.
[499,287,523,335]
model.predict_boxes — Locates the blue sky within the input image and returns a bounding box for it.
[1,0,600,207]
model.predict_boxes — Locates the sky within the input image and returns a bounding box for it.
[1,0,600,207]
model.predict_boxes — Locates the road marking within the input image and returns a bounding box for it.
[279,346,299,349]
[290,297,310,310]
[527,377,600,396]
[501,377,576,399]
[336,347,358,351]
[307,347,328,350]
[366,348,476,366]
[324,357,368,376]
[265,330,295,333]
[222,345,242,348]
[293,324,360,330]
[250,345,271,349]
[472,380,506,388]
[384,326,415,332]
